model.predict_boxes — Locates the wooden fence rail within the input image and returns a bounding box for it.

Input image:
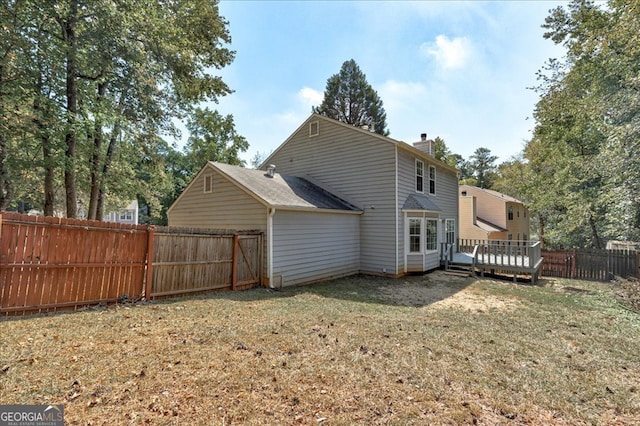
[0,213,262,315]
[541,248,640,281]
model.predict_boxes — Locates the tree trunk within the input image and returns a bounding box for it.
[0,131,14,211]
[33,96,55,216]
[538,213,546,250]
[0,68,14,211]
[96,123,120,220]
[588,213,602,249]
[63,0,78,218]
[42,135,55,216]
[88,82,106,220]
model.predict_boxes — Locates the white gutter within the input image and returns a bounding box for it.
[267,207,275,288]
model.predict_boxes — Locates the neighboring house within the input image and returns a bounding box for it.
[459,185,529,242]
[168,113,459,287]
[104,200,139,225]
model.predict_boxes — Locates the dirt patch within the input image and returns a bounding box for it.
[375,271,520,312]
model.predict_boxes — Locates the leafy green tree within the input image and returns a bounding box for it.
[313,59,389,136]
[184,107,248,175]
[525,0,640,248]
[1,0,236,220]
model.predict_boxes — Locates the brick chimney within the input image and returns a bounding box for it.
[412,133,435,157]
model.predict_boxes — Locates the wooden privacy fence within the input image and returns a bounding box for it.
[0,213,262,315]
[541,248,640,281]
[151,227,262,298]
[0,213,150,315]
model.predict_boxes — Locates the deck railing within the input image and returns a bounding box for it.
[459,239,542,269]
[440,243,455,270]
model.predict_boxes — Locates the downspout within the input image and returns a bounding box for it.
[267,207,275,288]
[395,145,399,275]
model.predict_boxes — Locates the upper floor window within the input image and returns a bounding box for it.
[119,210,133,221]
[428,165,436,195]
[508,205,514,220]
[415,160,424,193]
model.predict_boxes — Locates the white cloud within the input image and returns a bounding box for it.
[297,87,324,109]
[421,35,472,69]
[379,80,428,111]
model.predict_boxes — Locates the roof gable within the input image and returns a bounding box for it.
[262,113,459,175]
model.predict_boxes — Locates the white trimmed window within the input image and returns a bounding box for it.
[428,165,436,195]
[425,218,438,252]
[409,218,422,253]
[445,219,456,245]
[119,210,133,221]
[415,159,424,193]
[204,174,213,193]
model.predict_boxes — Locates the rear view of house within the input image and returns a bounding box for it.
[168,114,460,287]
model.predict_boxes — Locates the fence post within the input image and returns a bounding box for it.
[232,234,239,290]
[145,226,155,300]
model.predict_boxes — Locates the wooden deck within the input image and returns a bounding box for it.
[442,239,543,283]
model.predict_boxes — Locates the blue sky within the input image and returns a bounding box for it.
[207,1,567,166]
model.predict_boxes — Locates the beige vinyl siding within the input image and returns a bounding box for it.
[396,148,459,270]
[272,211,360,286]
[463,187,507,229]
[168,168,267,231]
[459,186,530,242]
[266,117,397,275]
[459,196,490,240]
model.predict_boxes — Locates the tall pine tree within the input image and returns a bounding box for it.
[313,59,389,136]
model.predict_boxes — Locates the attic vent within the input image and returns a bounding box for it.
[203,174,213,193]
[266,164,276,177]
[309,120,319,137]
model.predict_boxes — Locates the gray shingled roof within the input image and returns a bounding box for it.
[460,184,523,204]
[476,217,508,233]
[402,194,441,211]
[211,162,361,212]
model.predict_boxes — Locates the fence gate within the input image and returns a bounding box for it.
[151,227,262,298]
[232,234,261,290]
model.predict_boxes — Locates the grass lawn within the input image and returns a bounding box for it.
[1,271,639,425]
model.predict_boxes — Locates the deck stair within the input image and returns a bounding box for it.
[443,265,473,277]
[441,244,476,277]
